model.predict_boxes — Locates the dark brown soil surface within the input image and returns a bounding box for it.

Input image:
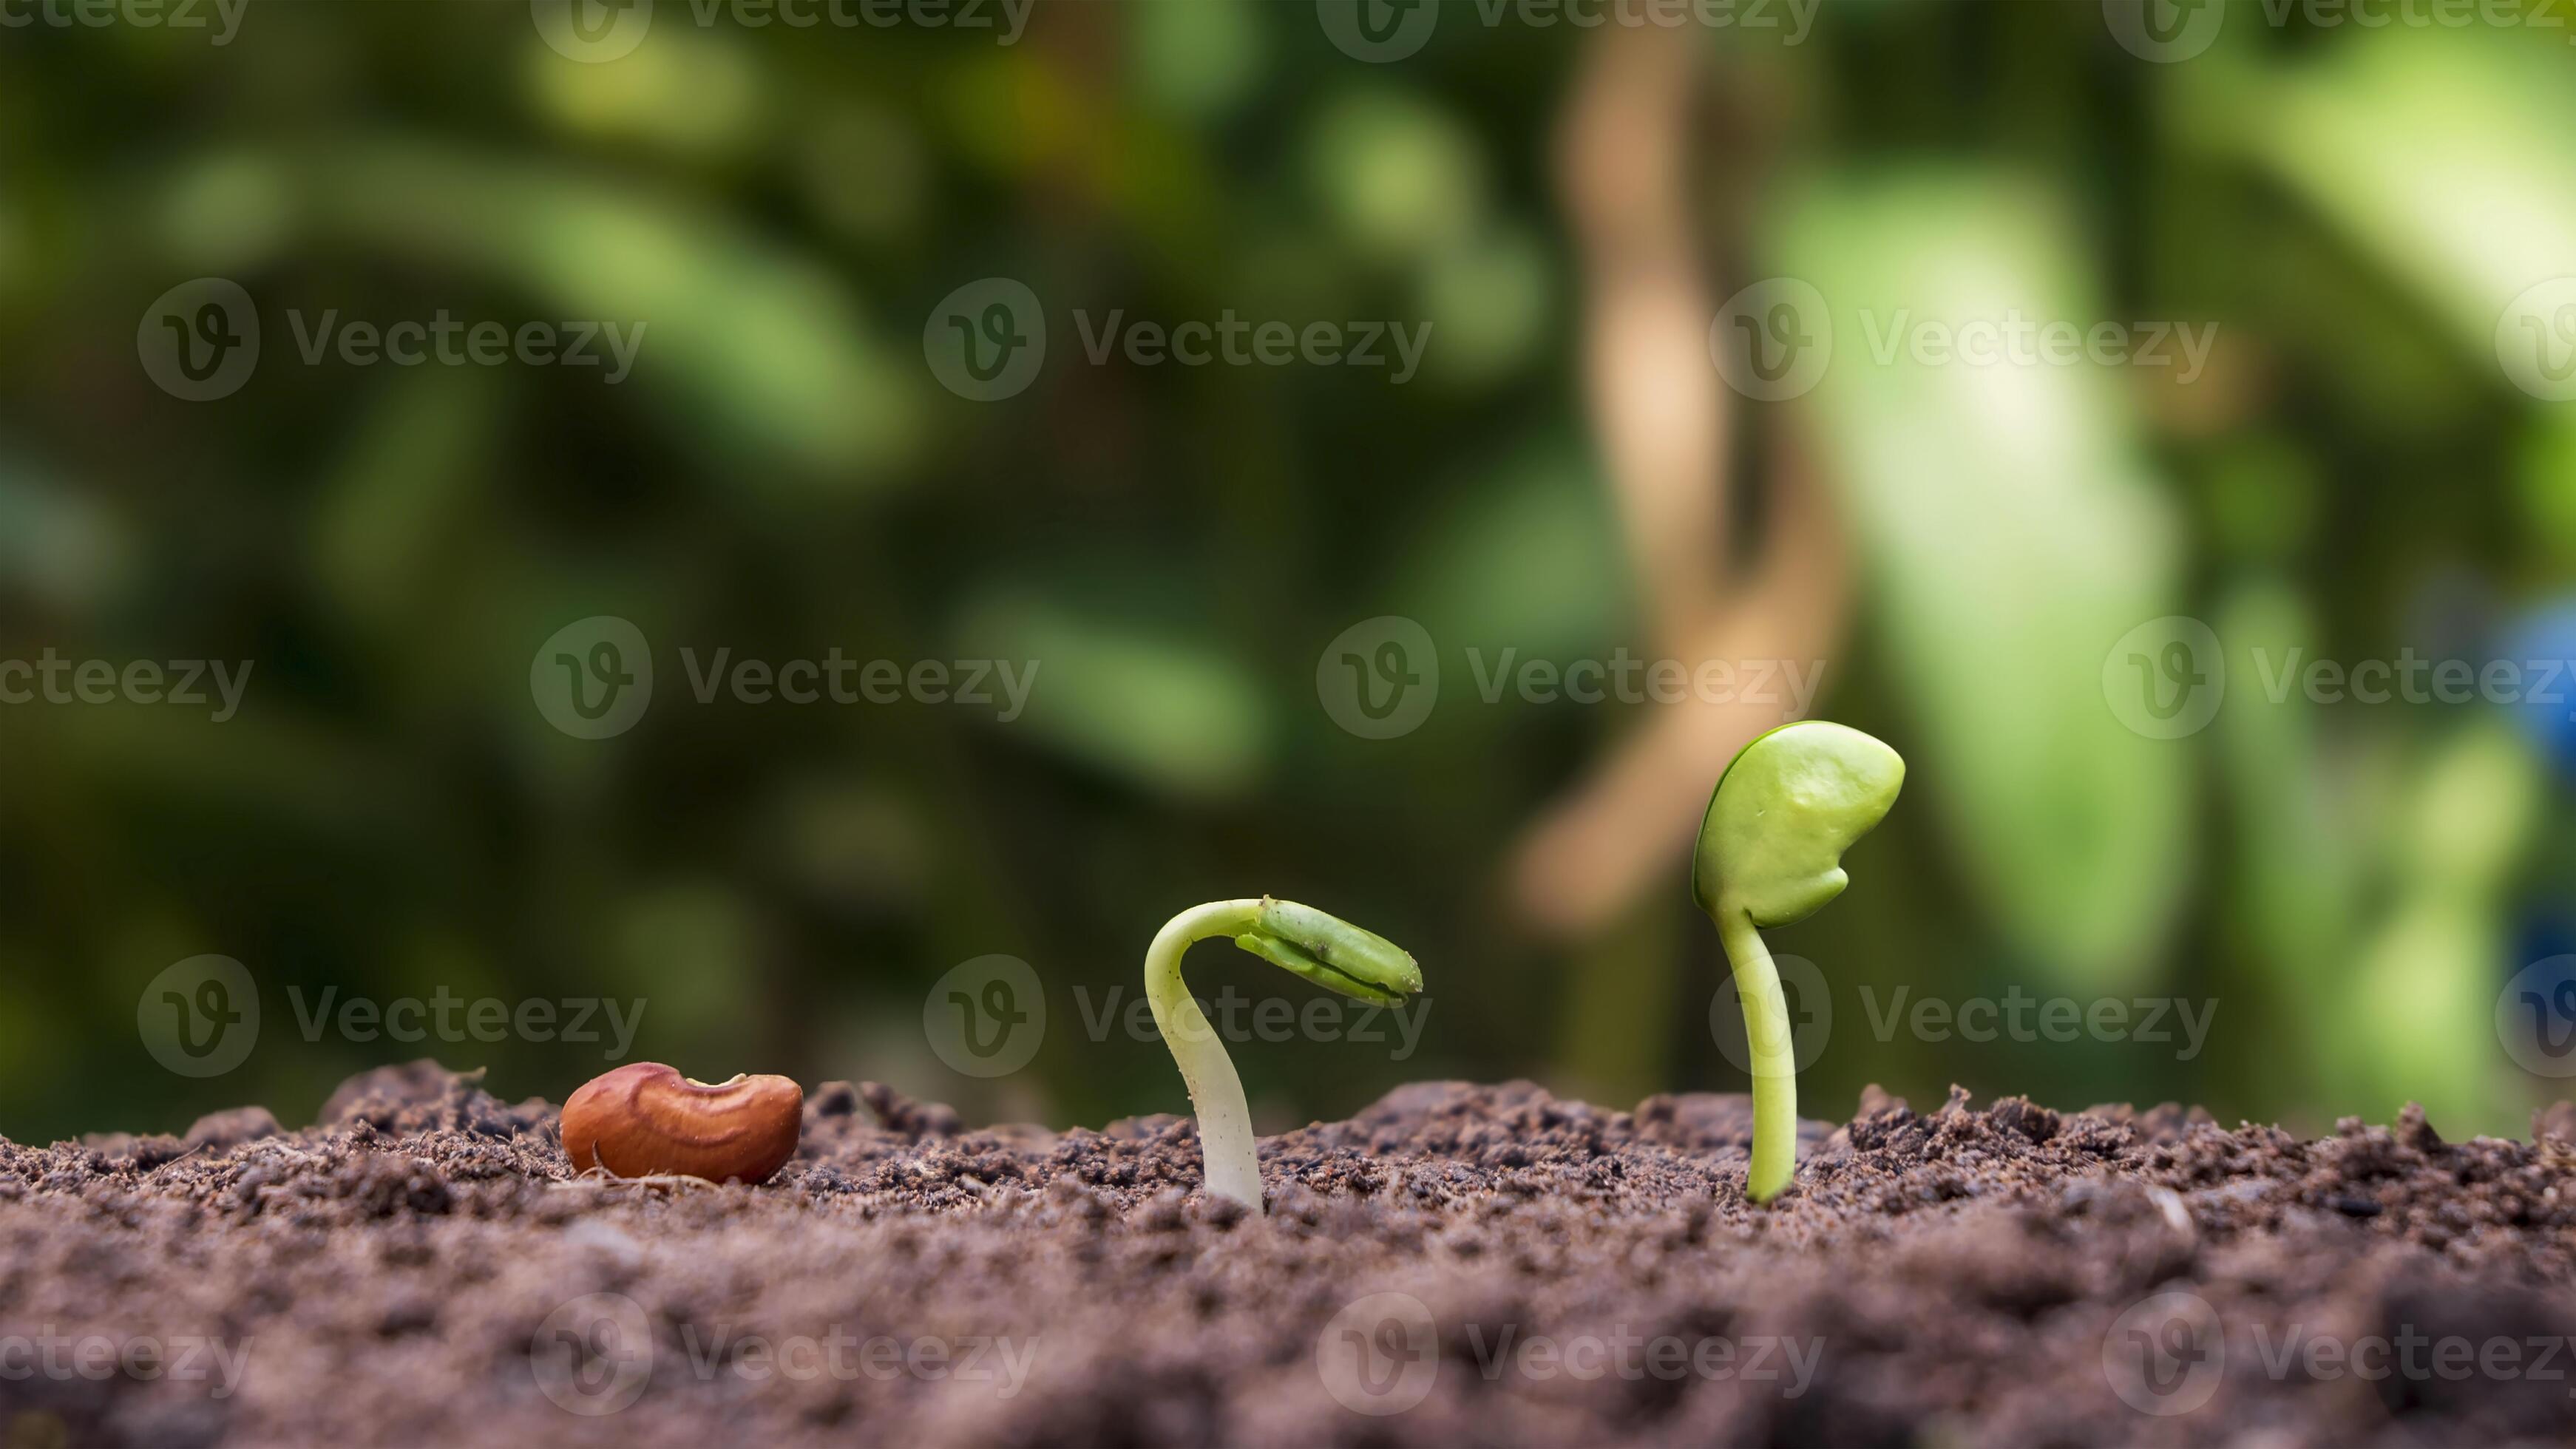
[6,1063,2576,1448]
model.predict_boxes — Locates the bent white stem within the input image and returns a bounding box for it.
[1143,898,1267,1211]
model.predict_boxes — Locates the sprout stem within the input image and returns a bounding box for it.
[1718,909,1796,1203]
[1144,899,1267,1210]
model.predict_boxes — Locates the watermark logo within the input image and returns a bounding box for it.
[2110,622,2576,739]
[138,279,259,402]
[1709,953,1833,1077]
[2101,0,2226,62]
[137,955,259,1079]
[285,986,645,1059]
[1857,311,2216,381]
[2499,278,2576,402]
[0,1329,254,1400]
[0,0,248,44]
[1315,1292,1440,1416]
[531,0,654,62]
[532,617,655,740]
[1710,278,1832,401]
[2104,615,2226,739]
[0,651,254,722]
[924,954,1045,1078]
[1318,621,1820,739]
[925,278,1046,401]
[1714,975,2220,1064]
[1318,616,1440,740]
[1072,983,1432,1059]
[2104,1290,2224,1416]
[1071,310,1432,383]
[2498,954,2576,1077]
[677,1324,1037,1396]
[1316,0,1440,61]
[532,1292,654,1416]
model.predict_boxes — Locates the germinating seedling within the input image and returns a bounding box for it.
[1147,897,1421,1212]
[1695,722,1904,1204]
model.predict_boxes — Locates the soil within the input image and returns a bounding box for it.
[6,1063,2575,1448]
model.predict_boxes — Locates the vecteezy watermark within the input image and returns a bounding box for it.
[285,310,646,383]
[1315,615,1826,740]
[1710,279,1834,401]
[1709,279,2218,401]
[137,279,259,402]
[0,0,248,44]
[2105,0,2576,65]
[138,956,646,1077]
[676,648,1036,720]
[138,956,260,1079]
[1461,648,1826,714]
[2105,1285,2576,1419]
[922,278,1432,401]
[2104,1291,2225,1415]
[531,617,655,740]
[2242,1322,2576,1394]
[1316,617,1440,741]
[2104,614,2576,740]
[2497,954,2576,1077]
[2103,616,2227,740]
[1316,1294,1441,1415]
[921,278,1046,402]
[1071,310,1434,385]
[529,1292,1037,1417]
[138,281,645,401]
[531,1293,654,1416]
[0,1329,254,1401]
[285,987,645,1061]
[2500,278,2576,401]
[1709,959,2219,1074]
[0,651,254,722]
[923,954,1046,1079]
[679,1324,1037,1399]
[1313,1292,1823,1417]
[1854,310,2216,383]
[920,952,1431,1079]
[530,0,1034,64]
[1071,983,1431,1059]
[1853,985,2217,1062]
[1315,0,1820,64]
[529,616,1039,740]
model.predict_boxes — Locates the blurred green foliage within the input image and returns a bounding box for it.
[2,2,2572,1145]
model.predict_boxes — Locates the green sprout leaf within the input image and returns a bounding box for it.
[1233,897,1420,1006]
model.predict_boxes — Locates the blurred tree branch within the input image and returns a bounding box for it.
[1516,24,1851,943]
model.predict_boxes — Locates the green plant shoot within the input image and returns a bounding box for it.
[1145,897,1421,1212]
[1695,722,1905,1204]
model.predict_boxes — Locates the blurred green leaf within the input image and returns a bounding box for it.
[0,461,126,611]
[151,141,923,488]
[953,587,1271,800]
[1131,0,1266,121]
[311,367,500,637]
[2231,27,2576,354]
[1398,439,1627,663]
[1776,172,2193,988]
[2343,723,2541,1133]
[1305,90,1485,268]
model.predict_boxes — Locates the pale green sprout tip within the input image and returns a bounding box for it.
[1145,897,1421,1213]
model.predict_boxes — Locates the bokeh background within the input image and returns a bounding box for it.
[5,0,2575,1147]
